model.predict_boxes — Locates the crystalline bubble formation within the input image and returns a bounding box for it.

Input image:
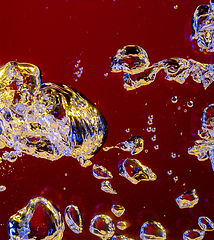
[110,44,214,90]
[140,220,167,240]
[93,164,113,179]
[103,136,144,155]
[8,197,65,240]
[89,214,115,240]
[64,205,83,234]
[119,158,157,184]
[0,62,108,167]
[111,204,125,217]
[188,103,214,170]
[176,189,199,209]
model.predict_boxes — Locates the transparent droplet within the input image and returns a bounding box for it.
[146,127,152,132]
[125,128,130,133]
[167,170,172,175]
[93,164,113,179]
[183,229,205,240]
[89,214,115,240]
[0,185,6,192]
[173,176,179,183]
[176,189,199,209]
[64,205,83,234]
[140,220,167,240]
[101,181,117,194]
[111,205,125,217]
[171,152,177,158]
[103,136,144,155]
[154,145,159,150]
[119,158,157,184]
[151,135,156,141]
[8,197,65,240]
[198,216,214,231]
[171,96,178,103]
[117,221,128,230]
[187,101,194,107]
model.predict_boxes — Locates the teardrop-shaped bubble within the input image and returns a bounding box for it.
[64,205,83,234]
[110,45,150,74]
[8,197,64,240]
[111,204,125,217]
[103,136,144,155]
[176,189,199,209]
[89,214,115,240]
[140,220,167,240]
[101,181,117,194]
[93,164,113,179]
[119,158,157,184]
[0,62,108,167]
[198,216,214,231]
[117,221,128,230]
[183,229,205,240]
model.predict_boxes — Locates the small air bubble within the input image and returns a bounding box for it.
[187,101,193,107]
[171,96,178,103]
[64,173,68,176]
[173,176,178,182]
[151,127,156,132]
[171,152,176,158]
[177,106,181,110]
[174,5,178,9]
[0,185,6,192]
[145,149,148,153]
[151,135,156,141]
[104,73,108,77]
[146,127,152,132]
[184,109,187,113]
[167,170,172,175]
[125,128,130,133]
[154,145,159,150]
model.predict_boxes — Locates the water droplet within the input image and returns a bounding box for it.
[176,189,199,209]
[171,152,177,158]
[101,181,117,194]
[89,214,115,240]
[103,136,144,155]
[167,170,172,175]
[198,216,214,231]
[187,101,194,107]
[174,5,178,9]
[93,164,113,179]
[146,127,152,132]
[111,205,125,217]
[8,197,65,239]
[183,229,205,240]
[119,158,157,184]
[0,185,6,192]
[171,96,178,103]
[125,128,130,133]
[117,221,128,230]
[64,205,83,234]
[140,220,167,240]
[154,145,159,150]
[173,176,178,182]
[0,61,108,167]
[151,135,156,141]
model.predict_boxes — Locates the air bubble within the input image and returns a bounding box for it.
[171,152,177,158]
[171,96,178,103]
[101,181,117,194]
[174,5,178,9]
[167,170,172,175]
[187,101,194,107]
[151,135,156,141]
[176,189,199,209]
[173,176,178,183]
[125,128,130,133]
[93,164,113,179]
[152,127,156,132]
[111,205,125,217]
[117,221,128,230]
[154,145,159,150]
[146,127,152,132]
[0,185,6,192]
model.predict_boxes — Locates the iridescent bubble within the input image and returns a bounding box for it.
[173,176,178,183]
[119,158,157,184]
[125,128,130,133]
[183,229,205,240]
[174,5,178,9]
[8,197,65,240]
[64,205,83,234]
[117,221,128,230]
[198,216,214,231]
[101,181,117,194]
[151,135,156,141]
[152,128,156,132]
[111,204,125,217]
[171,152,177,158]
[93,164,113,179]
[140,220,167,240]
[0,185,6,192]
[171,96,178,103]
[89,214,115,240]
[187,101,194,107]
[146,127,152,132]
[176,189,199,209]
[167,170,172,175]
[154,145,159,150]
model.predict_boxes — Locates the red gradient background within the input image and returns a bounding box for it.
[1,0,214,239]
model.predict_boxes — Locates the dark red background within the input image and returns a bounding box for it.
[1,0,214,239]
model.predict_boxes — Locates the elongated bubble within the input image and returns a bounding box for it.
[89,214,115,240]
[188,103,214,170]
[93,164,113,179]
[140,220,167,240]
[176,189,199,209]
[110,45,214,90]
[119,158,157,184]
[64,205,83,234]
[103,136,144,155]
[183,229,205,240]
[0,62,108,167]
[8,197,64,240]
[198,216,214,231]
[101,180,117,194]
[112,235,135,240]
